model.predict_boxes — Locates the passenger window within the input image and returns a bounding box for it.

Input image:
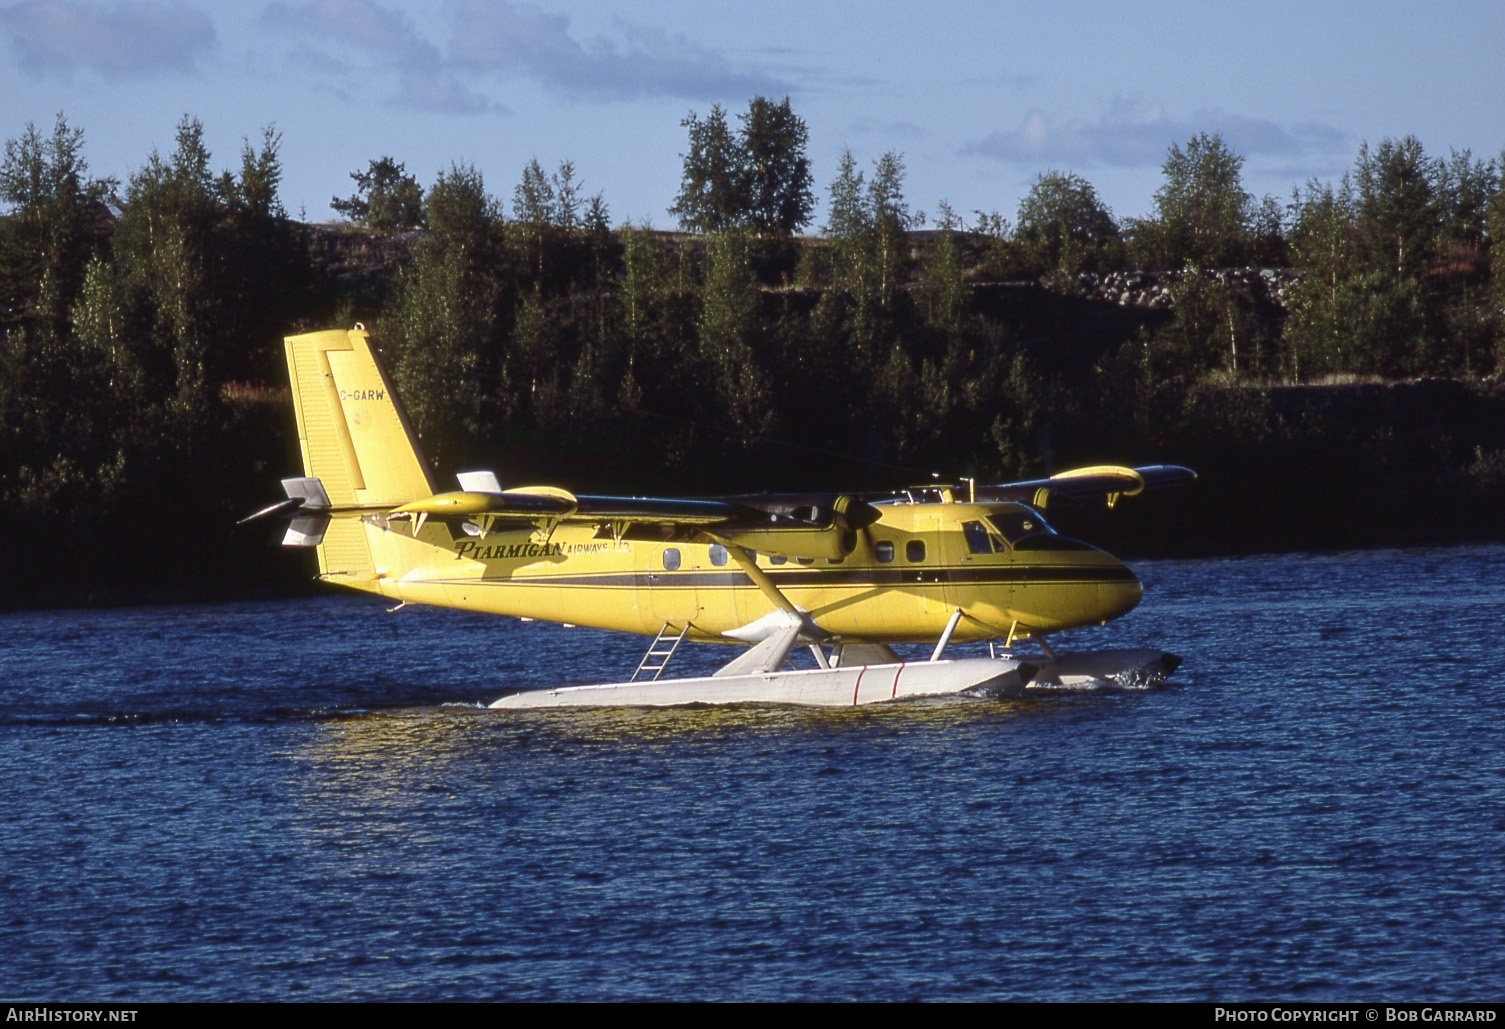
[795,557,814,566]
[770,555,787,565]
[709,544,728,567]
[906,540,926,563]
[662,548,681,571]
[874,541,894,563]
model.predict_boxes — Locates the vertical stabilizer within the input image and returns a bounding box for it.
[283,327,436,583]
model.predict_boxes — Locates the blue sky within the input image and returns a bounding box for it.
[2,0,1502,230]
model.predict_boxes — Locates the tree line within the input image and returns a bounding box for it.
[2,104,1504,603]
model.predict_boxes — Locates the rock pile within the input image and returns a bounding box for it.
[1073,268,1301,310]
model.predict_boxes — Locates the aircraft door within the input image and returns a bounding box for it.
[917,513,958,618]
[644,543,701,628]
[958,517,1014,631]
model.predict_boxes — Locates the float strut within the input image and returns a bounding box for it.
[930,608,964,663]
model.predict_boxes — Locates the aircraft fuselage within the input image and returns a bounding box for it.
[334,498,1141,645]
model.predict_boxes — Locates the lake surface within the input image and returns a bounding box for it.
[2,545,1503,1001]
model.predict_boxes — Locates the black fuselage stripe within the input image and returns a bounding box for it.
[425,565,1137,589]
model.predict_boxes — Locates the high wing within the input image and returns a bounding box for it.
[244,469,882,561]
[973,464,1197,510]
[244,463,1190,553]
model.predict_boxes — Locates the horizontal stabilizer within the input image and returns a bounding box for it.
[282,476,332,510]
[283,515,330,548]
[238,478,336,544]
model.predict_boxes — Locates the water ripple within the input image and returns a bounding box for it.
[2,545,1504,999]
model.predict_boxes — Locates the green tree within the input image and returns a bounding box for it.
[1435,149,1493,251]
[1350,137,1468,374]
[1489,152,1505,369]
[551,159,582,230]
[739,96,814,235]
[621,224,667,342]
[220,127,306,385]
[669,104,744,233]
[697,231,770,438]
[821,148,914,345]
[222,126,284,220]
[913,200,965,334]
[382,163,506,462]
[512,157,554,226]
[823,149,874,295]
[824,149,867,241]
[1432,149,1496,373]
[1248,194,1289,267]
[512,158,600,282]
[0,114,116,336]
[584,192,611,234]
[1015,170,1120,279]
[867,151,914,298]
[425,162,501,253]
[969,209,1018,280]
[332,156,424,230]
[513,157,554,279]
[1137,132,1252,268]
[1354,136,1438,280]
[670,97,814,235]
[1157,270,1253,378]
[111,116,228,427]
[1283,178,1364,378]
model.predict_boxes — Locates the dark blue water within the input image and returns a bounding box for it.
[3,545,1503,1001]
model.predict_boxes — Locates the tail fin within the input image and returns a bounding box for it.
[283,326,435,583]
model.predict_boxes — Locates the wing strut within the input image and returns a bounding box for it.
[724,545,799,616]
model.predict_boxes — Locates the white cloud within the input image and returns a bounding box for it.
[446,1,785,101]
[964,101,1349,168]
[848,117,926,143]
[260,0,785,113]
[394,69,498,115]
[0,0,216,78]
[261,0,498,113]
[262,0,439,70]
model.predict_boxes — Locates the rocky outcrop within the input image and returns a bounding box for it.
[1071,267,1301,310]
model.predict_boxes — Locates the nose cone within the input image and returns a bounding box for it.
[1096,557,1143,622]
[1007,535,1143,632]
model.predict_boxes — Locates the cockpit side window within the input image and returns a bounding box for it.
[962,520,1005,554]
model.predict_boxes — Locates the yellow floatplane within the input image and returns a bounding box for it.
[246,327,1194,707]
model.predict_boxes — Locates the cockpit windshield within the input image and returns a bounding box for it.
[986,507,1056,545]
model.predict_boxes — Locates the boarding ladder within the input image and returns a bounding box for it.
[631,622,690,682]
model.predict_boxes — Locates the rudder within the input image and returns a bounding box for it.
[284,326,436,583]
